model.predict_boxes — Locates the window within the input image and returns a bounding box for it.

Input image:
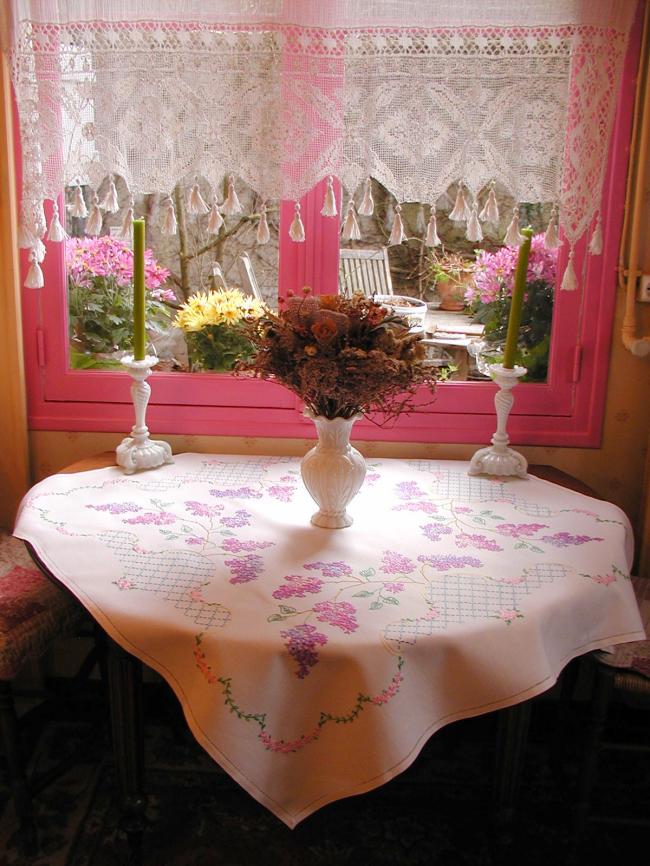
[10,2,642,445]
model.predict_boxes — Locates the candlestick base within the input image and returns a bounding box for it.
[116,355,174,475]
[468,363,528,478]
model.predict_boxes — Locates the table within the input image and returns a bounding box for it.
[13,454,645,831]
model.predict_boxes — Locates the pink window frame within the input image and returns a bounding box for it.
[17,14,642,446]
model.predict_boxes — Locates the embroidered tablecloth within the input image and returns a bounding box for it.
[13,454,645,827]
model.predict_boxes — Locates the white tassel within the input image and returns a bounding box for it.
[544,208,560,249]
[321,176,337,217]
[341,201,361,241]
[18,221,34,249]
[70,185,88,219]
[256,202,270,244]
[119,202,134,239]
[561,250,578,291]
[33,236,46,263]
[358,178,374,216]
[160,197,177,236]
[289,202,305,242]
[85,194,103,236]
[222,175,242,215]
[47,203,67,241]
[589,216,603,256]
[425,210,441,247]
[208,201,224,235]
[24,250,44,289]
[187,182,209,215]
[388,204,406,245]
[100,175,119,213]
[503,208,524,246]
[479,183,499,223]
[449,184,471,221]
[416,205,427,236]
[34,200,47,237]
[466,205,483,243]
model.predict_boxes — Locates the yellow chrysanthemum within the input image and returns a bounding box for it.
[174,287,265,333]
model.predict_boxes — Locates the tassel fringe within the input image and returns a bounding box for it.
[544,208,560,249]
[256,203,270,244]
[34,201,47,237]
[503,207,524,246]
[561,250,578,291]
[33,237,46,262]
[208,201,224,235]
[161,197,177,236]
[388,204,406,245]
[341,202,361,241]
[289,202,305,242]
[119,205,134,239]
[25,251,44,289]
[188,183,209,215]
[70,185,88,219]
[416,205,427,236]
[358,178,374,217]
[222,175,242,215]
[425,209,441,247]
[86,194,103,236]
[321,176,337,217]
[18,221,34,249]
[589,216,603,256]
[449,184,471,221]
[48,203,68,241]
[466,205,483,243]
[100,176,119,213]
[479,183,499,223]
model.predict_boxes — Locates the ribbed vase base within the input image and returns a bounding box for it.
[310,510,353,529]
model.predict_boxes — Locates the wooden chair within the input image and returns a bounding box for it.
[0,530,88,853]
[236,252,263,301]
[338,247,393,298]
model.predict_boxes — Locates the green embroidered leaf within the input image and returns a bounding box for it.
[472,517,486,524]
[180,525,194,533]
[514,541,525,549]
[359,568,376,578]
[352,590,375,597]
[279,605,297,614]
[160,533,179,540]
[267,613,288,622]
[382,597,399,605]
[220,530,235,536]
[370,601,384,610]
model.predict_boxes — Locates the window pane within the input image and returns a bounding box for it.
[65,178,278,373]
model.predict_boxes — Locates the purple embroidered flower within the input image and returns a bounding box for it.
[383,581,405,593]
[540,532,604,547]
[222,537,273,553]
[393,501,438,514]
[185,536,204,546]
[279,475,294,482]
[380,550,416,574]
[303,560,353,578]
[365,472,382,485]
[313,601,358,633]
[267,485,295,502]
[273,574,324,599]
[418,554,483,570]
[210,487,262,499]
[225,554,264,584]
[123,511,177,525]
[184,500,224,517]
[422,523,453,542]
[220,510,252,528]
[455,506,472,514]
[455,533,503,551]
[87,502,141,514]
[281,624,328,678]
[395,481,426,500]
[495,523,548,537]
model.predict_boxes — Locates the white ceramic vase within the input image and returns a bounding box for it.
[300,412,366,528]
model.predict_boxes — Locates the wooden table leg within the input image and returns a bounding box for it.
[493,700,532,854]
[106,637,146,861]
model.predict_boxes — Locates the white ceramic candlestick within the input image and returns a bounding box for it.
[116,355,174,474]
[468,363,528,478]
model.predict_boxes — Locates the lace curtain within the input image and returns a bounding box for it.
[5,0,637,289]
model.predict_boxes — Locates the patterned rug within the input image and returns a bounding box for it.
[1,683,648,866]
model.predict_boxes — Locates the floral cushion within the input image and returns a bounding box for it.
[0,531,86,680]
[596,576,650,677]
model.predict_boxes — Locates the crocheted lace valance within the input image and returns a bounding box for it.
[6,0,636,290]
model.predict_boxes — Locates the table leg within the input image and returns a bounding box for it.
[106,637,146,860]
[493,700,532,852]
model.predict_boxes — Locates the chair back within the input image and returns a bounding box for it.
[212,263,227,290]
[237,252,263,301]
[339,248,393,298]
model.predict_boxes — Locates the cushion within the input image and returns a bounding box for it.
[0,531,86,680]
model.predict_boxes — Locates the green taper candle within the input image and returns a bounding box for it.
[502,227,533,369]
[132,218,146,361]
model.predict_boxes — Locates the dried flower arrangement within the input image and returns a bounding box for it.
[237,289,440,421]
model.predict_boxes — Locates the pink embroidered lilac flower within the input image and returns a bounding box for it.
[383,581,405,593]
[210,487,262,499]
[220,510,252,528]
[267,485,295,502]
[259,726,321,753]
[418,554,482,570]
[281,624,328,678]
[313,601,358,633]
[422,523,453,542]
[87,502,141,514]
[225,554,264,584]
[371,671,404,705]
[114,577,134,590]
[540,532,604,547]
[495,523,548,537]
[185,500,224,517]
[185,536,204,546]
[380,550,416,574]
[393,501,438,514]
[123,511,177,525]
[221,537,273,553]
[455,533,504,551]
[395,481,426,500]
[303,561,353,578]
[495,607,523,624]
[273,574,324,599]
[590,573,617,585]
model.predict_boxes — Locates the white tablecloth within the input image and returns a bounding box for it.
[13,454,645,827]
